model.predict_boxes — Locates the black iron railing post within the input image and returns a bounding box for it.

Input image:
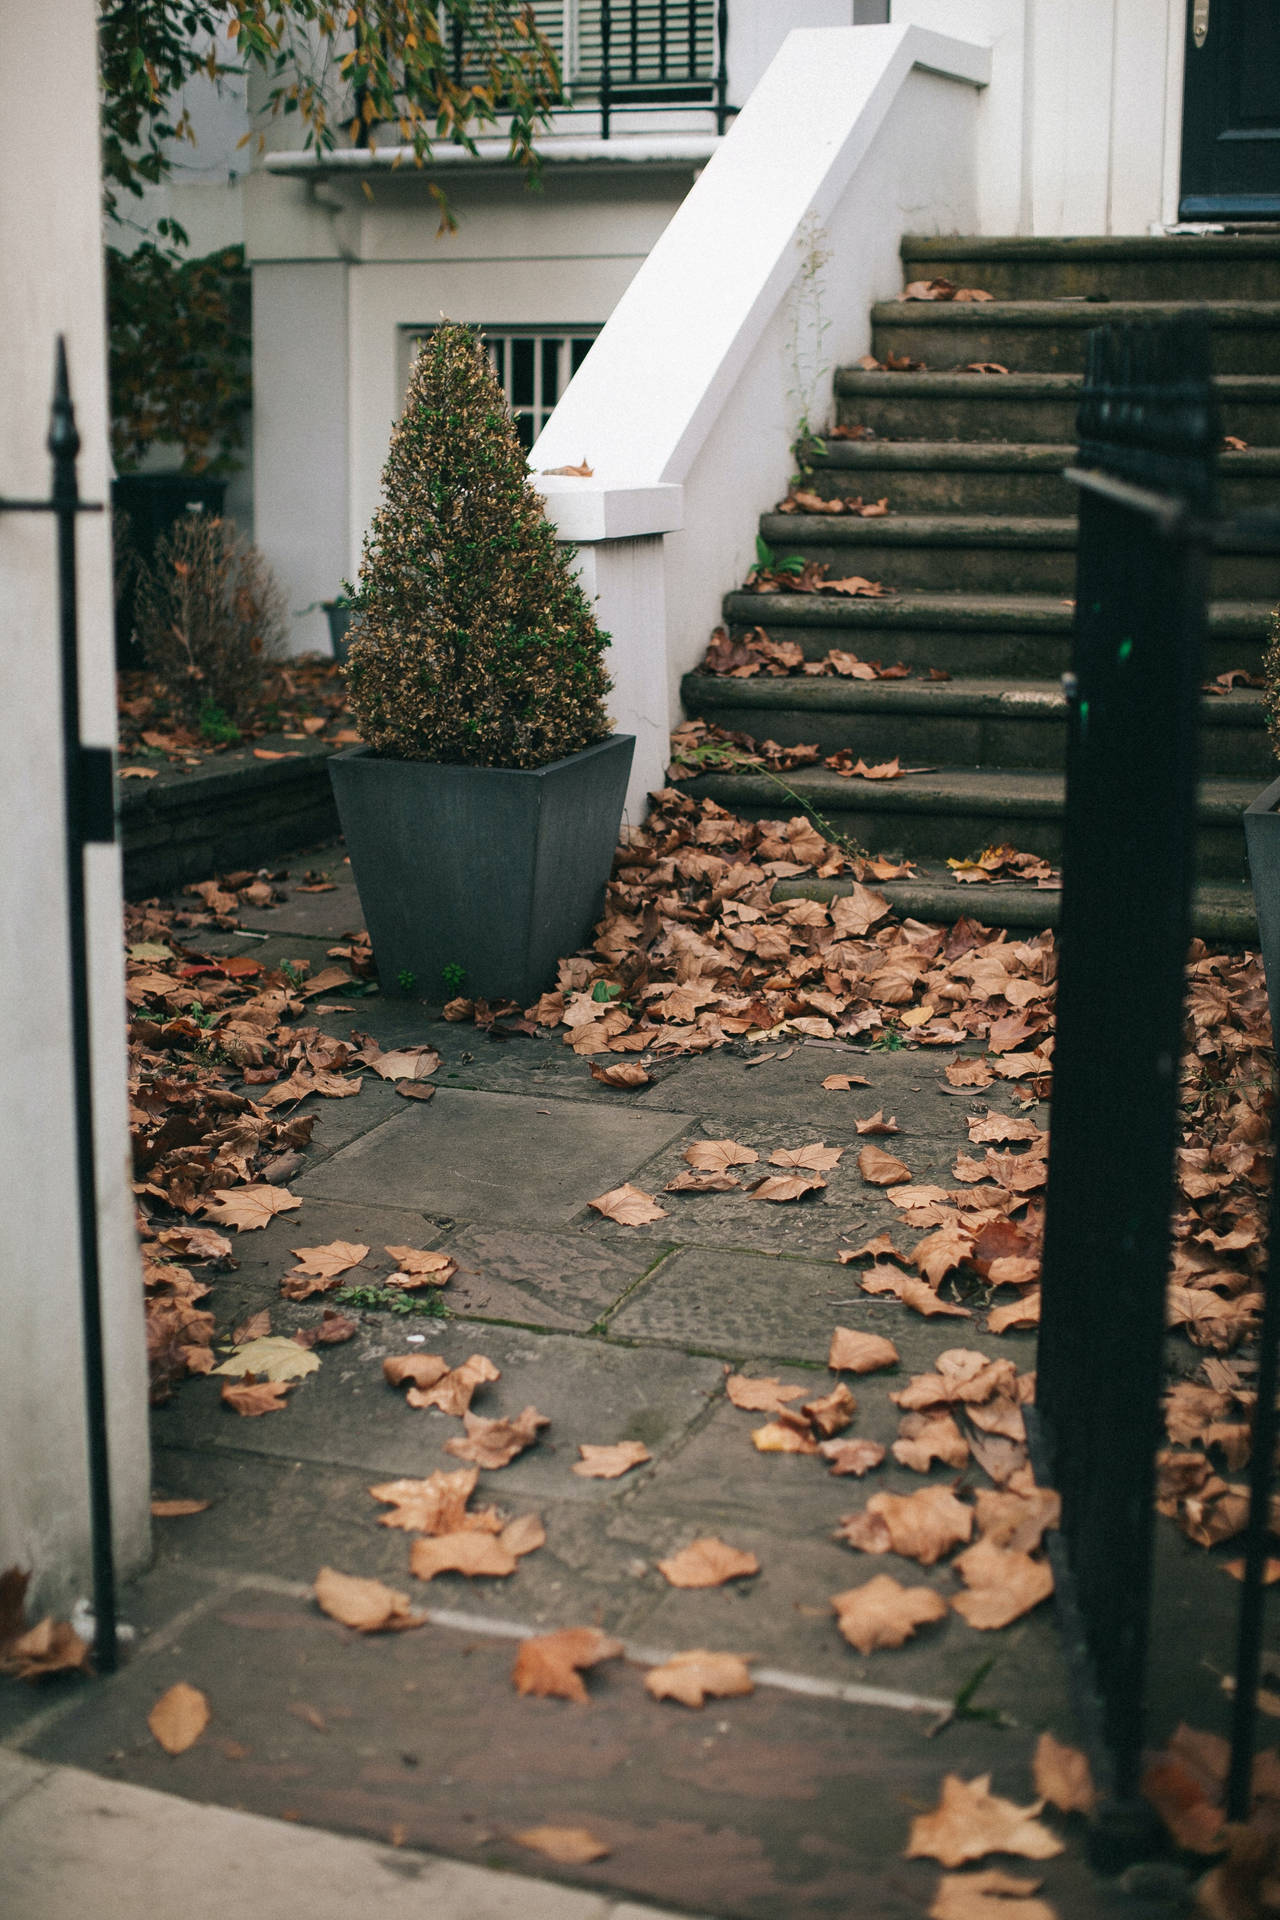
[599,0,612,136]
[714,0,728,132]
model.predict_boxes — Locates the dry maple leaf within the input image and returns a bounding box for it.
[665,1169,741,1193]
[829,1327,899,1374]
[644,1649,755,1708]
[1141,1751,1227,1854]
[405,1352,500,1416]
[726,1373,807,1413]
[832,1574,948,1653]
[313,1566,424,1632]
[383,1352,449,1390]
[928,1869,1054,1920]
[858,1145,912,1186]
[855,1110,901,1136]
[203,1185,301,1231]
[803,1383,857,1438]
[147,1681,210,1755]
[951,1539,1052,1629]
[512,1825,610,1864]
[752,1419,820,1455]
[907,1774,1064,1868]
[368,1466,501,1535]
[895,1412,970,1473]
[231,1308,271,1345]
[837,1487,974,1565]
[384,1246,455,1286]
[0,1596,92,1682]
[590,1061,650,1089]
[213,1336,320,1383]
[220,1378,292,1416]
[657,1537,760,1588]
[821,1437,886,1476]
[770,1142,844,1171]
[445,1405,549,1469]
[588,1182,668,1225]
[409,1531,520,1581]
[288,1241,369,1278]
[572,1441,651,1479]
[1032,1730,1097,1814]
[823,1073,871,1090]
[750,1172,827,1203]
[150,1497,210,1518]
[684,1138,759,1172]
[511,1625,623,1703]
[368,1046,441,1082]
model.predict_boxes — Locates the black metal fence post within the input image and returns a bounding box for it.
[1029,318,1219,1857]
[599,0,613,137]
[715,0,729,133]
[0,339,117,1672]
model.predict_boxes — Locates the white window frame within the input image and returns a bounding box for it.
[402,325,600,448]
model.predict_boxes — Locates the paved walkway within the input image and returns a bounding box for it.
[1,850,1224,1917]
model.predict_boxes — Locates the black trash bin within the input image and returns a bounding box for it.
[112,471,227,671]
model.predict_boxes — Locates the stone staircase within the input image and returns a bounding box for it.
[681,235,1280,938]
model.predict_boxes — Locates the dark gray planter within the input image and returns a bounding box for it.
[328,733,635,1004]
[1245,770,1280,1037]
[324,602,356,663]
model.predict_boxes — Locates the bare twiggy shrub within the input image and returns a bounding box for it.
[344,323,611,768]
[134,515,285,723]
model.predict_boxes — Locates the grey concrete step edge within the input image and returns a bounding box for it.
[681,671,1265,729]
[900,235,1280,263]
[870,298,1280,327]
[808,441,1280,473]
[722,592,1271,634]
[834,370,1280,397]
[771,871,1258,944]
[758,512,1272,554]
[683,765,1259,822]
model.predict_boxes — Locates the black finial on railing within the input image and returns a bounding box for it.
[49,336,81,484]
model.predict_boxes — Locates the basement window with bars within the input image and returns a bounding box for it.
[441,2,718,104]
[404,327,598,449]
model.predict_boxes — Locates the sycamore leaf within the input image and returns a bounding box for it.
[213,1337,320,1382]
[369,1467,502,1536]
[151,1497,211,1518]
[385,1246,455,1284]
[858,1145,913,1186]
[987,1291,1041,1334]
[588,1183,668,1225]
[665,1169,741,1193]
[409,1531,520,1580]
[906,1774,1064,1867]
[369,1046,441,1082]
[445,1405,549,1469]
[148,1682,209,1754]
[314,1566,424,1632]
[590,1061,651,1088]
[836,1487,973,1565]
[203,1185,301,1231]
[726,1374,807,1413]
[950,1540,1053,1629]
[928,1870,1055,1920]
[750,1172,827,1202]
[752,1419,819,1454]
[684,1138,759,1172]
[803,1383,857,1438]
[1032,1731,1098,1814]
[220,1379,292,1415]
[383,1353,449,1390]
[945,1058,995,1089]
[832,1575,948,1654]
[829,1327,899,1374]
[231,1308,271,1344]
[820,1437,886,1476]
[511,1626,623,1703]
[405,1353,500,1416]
[894,1412,970,1472]
[288,1241,369,1278]
[0,1601,92,1682]
[855,1110,901,1136]
[644,1650,755,1708]
[823,1073,871,1090]
[512,1826,610,1864]
[657,1538,759,1588]
[770,1142,844,1171]
[572,1441,651,1479]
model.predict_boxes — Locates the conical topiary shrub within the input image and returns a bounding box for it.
[344,322,612,768]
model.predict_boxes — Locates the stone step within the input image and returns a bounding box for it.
[802,441,1280,517]
[771,868,1259,945]
[720,590,1271,680]
[681,672,1271,780]
[756,512,1272,598]
[679,764,1258,882]
[833,370,1280,444]
[871,299,1280,377]
[899,234,1280,304]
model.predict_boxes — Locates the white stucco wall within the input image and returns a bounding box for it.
[0,0,151,1615]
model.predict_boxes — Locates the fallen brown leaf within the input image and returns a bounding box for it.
[858,1144,913,1186]
[752,1419,820,1454]
[726,1373,807,1413]
[657,1538,760,1588]
[906,1774,1064,1867]
[384,1246,455,1285]
[203,1185,301,1231]
[511,1626,623,1703]
[820,1437,887,1476]
[803,1383,857,1438]
[512,1825,609,1863]
[823,1073,872,1090]
[369,1466,501,1535]
[832,1574,948,1653]
[829,1327,900,1374]
[405,1352,500,1416]
[894,1412,970,1472]
[644,1649,755,1708]
[750,1171,827,1202]
[1032,1730,1098,1814]
[951,1539,1053,1629]
[572,1441,652,1479]
[665,1169,741,1193]
[588,1183,668,1225]
[685,1138,759,1172]
[770,1141,844,1171]
[313,1567,424,1632]
[590,1061,651,1088]
[928,1869,1054,1920]
[409,1531,520,1581]
[836,1486,974,1565]
[855,1110,901,1136]
[220,1378,292,1416]
[147,1681,209,1754]
[150,1497,211,1518]
[445,1405,549,1468]
[368,1046,441,1082]
[288,1240,369,1278]
[231,1309,271,1344]
[383,1352,449,1390]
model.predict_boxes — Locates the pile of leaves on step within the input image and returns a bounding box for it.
[777,489,890,517]
[699,624,949,682]
[126,876,375,1401]
[117,657,357,774]
[668,717,939,790]
[902,278,995,303]
[744,553,896,596]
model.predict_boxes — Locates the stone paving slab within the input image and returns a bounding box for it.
[295,1091,695,1230]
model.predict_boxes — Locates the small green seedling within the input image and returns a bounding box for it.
[442,961,466,996]
[334,1285,447,1319]
[397,968,417,993]
[197,700,241,747]
[869,1029,906,1052]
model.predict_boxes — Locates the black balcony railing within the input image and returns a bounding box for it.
[448,0,733,139]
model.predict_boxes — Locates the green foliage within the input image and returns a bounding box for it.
[106,242,251,474]
[754,536,804,576]
[1264,604,1280,763]
[197,700,241,745]
[344,323,612,768]
[134,514,285,723]
[333,1284,447,1318]
[98,3,561,233]
[396,968,418,992]
[441,961,467,995]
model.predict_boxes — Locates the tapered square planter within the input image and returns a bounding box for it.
[1245,771,1280,1038]
[328,734,634,1004]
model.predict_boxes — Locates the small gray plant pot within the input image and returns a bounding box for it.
[328,733,635,1004]
[1245,770,1280,1038]
[324,602,356,663]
